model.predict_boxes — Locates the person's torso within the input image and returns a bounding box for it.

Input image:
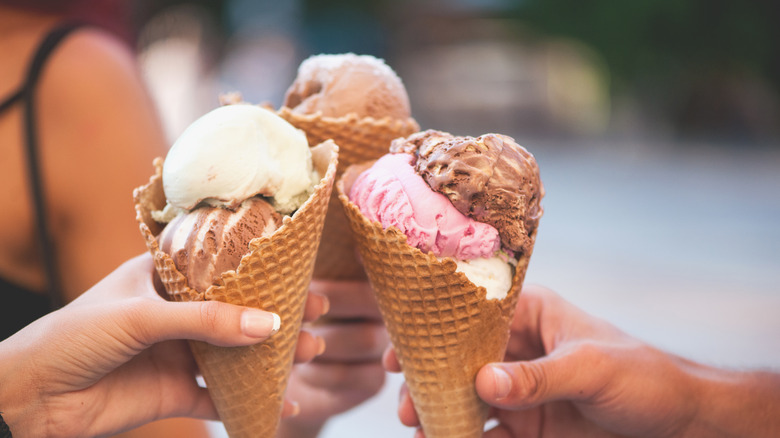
[0,19,56,294]
[0,16,76,339]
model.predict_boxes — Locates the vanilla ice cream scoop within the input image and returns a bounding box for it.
[162,104,315,214]
[453,256,514,300]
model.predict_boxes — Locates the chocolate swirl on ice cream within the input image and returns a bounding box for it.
[390,129,543,255]
[153,103,316,293]
[158,197,281,293]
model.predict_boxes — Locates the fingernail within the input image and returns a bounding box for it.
[289,400,300,417]
[316,336,326,356]
[321,296,330,316]
[491,365,512,400]
[241,310,280,339]
[398,385,408,403]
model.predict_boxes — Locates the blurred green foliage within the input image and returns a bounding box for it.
[510,0,779,90]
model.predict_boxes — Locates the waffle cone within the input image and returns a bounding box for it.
[278,107,419,280]
[133,141,339,438]
[336,162,536,438]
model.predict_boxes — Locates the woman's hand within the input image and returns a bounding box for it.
[0,253,327,438]
[278,279,389,438]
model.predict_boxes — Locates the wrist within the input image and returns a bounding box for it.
[682,364,780,438]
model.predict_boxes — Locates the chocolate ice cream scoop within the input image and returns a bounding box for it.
[390,130,543,255]
[158,196,281,293]
[283,53,411,120]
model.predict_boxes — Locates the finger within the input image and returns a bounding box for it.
[482,423,513,438]
[127,253,160,300]
[383,347,402,372]
[285,362,386,415]
[486,407,546,438]
[398,383,420,427]
[120,298,282,349]
[476,344,607,410]
[501,284,549,360]
[307,321,388,363]
[281,399,300,419]
[294,361,386,392]
[303,291,330,322]
[293,330,326,363]
[309,279,382,320]
[71,253,158,305]
[181,386,220,421]
[511,284,625,358]
[92,343,219,431]
[92,379,220,435]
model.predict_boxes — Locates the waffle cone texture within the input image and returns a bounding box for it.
[278,107,419,280]
[134,141,339,438]
[337,162,537,438]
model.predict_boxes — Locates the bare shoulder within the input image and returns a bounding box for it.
[32,27,168,299]
[38,27,166,155]
[47,27,141,98]
[35,25,167,182]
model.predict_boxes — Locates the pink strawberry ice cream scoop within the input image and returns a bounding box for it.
[348,130,544,300]
[391,130,543,256]
[349,153,500,260]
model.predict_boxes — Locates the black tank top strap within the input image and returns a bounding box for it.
[21,21,87,310]
[0,87,24,114]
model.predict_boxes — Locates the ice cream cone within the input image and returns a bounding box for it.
[134,140,339,438]
[336,161,536,438]
[277,107,419,280]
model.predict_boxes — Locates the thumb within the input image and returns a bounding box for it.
[476,345,604,410]
[111,253,282,347]
[117,298,282,350]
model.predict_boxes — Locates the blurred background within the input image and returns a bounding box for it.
[108,0,780,435]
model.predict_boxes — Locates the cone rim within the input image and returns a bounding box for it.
[335,159,533,309]
[278,105,419,129]
[133,140,339,301]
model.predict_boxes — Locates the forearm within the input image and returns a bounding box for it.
[684,365,780,437]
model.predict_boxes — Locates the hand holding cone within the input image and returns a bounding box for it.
[336,146,541,437]
[134,141,338,438]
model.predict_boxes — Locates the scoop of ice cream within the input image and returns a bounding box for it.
[284,53,411,120]
[391,130,543,255]
[162,104,315,214]
[349,153,500,260]
[454,256,514,300]
[158,197,281,293]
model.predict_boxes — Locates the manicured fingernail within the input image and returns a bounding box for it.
[241,310,280,338]
[321,296,330,316]
[289,400,300,417]
[491,365,512,400]
[316,336,326,355]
